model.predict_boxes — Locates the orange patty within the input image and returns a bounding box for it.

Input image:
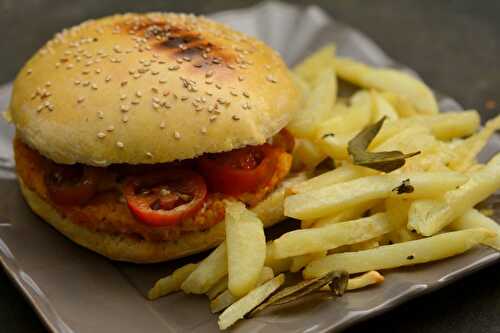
[14,138,292,241]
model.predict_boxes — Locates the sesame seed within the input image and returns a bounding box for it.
[215,84,222,90]
[107,125,115,132]
[74,80,81,85]
[97,111,104,119]
[120,104,130,112]
[122,115,129,123]
[159,78,167,84]
[243,91,250,98]
[77,96,85,103]
[238,76,245,81]
[131,100,140,105]
[83,81,90,87]
[105,75,112,82]
[45,81,52,87]
[266,75,277,83]
[27,69,33,75]
[91,83,98,90]
[174,131,181,140]
[232,115,240,121]
[121,81,128,86]
[146,152,153,158]
[151,70,159,75]
[206,70,214,78]
[160,121,166,129]
[200,127,207,134]
[227,64,236,70]
[135,91,142,98]
[36,105,44,112]
[152,103,160,110]
[47,104,54,111]
[97,132,106,139]
[168,65,179,71]
[95,68,101,74]
[120,94,127,100]
[152,97,160,103]
[209,115,217,122]
[116,141,124,148]
[230,91,238,96]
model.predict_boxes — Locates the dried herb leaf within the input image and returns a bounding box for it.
[348,116,420,172]
[322,133,336,139]
[247,271,348,317]
[392,178,414,194]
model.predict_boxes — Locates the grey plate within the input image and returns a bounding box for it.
[0,2,498,333]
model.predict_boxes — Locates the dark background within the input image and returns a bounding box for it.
[1,0,499,332]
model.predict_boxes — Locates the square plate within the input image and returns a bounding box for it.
[0,2,498,332]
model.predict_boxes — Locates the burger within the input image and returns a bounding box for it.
[6,13,302,263]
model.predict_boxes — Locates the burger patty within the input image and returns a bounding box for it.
[14,138,292,241]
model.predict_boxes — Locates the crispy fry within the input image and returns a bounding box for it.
[287,67,337,139]
[148,263,199,300]
[448,209,500,250]
[181,242,227,294]
[293,43,336,85]
[333,57,438,114]
[272,213,392,258]
[225,201,266,297]
[285,172,468,220]
[218,274,285,330]
[304,229,495,277]
[408,154,500,236]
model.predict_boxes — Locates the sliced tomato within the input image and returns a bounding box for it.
[45,164,101,205]
[123,169,207,227]
[197,144,282,196]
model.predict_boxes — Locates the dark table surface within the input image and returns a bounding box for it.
[1,1,499,332]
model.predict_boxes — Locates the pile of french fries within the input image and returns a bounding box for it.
[148,44,500,330]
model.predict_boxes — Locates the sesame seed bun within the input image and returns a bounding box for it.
[19,174,306,263]
[8,13,301,166]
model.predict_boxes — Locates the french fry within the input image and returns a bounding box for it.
[206,276,228,300]
[293,43,336,85]
[321,271,385,291]
[290,251,327,273]
[347,271,384,290]
[447,115,500,171]
[332,57,438,114]
[272,213,392,258]
[408,154,500,236]
[289,164,376,194]
[252,172,308,226]
[315,90,373,160]
[287,67,337,139]
[292,139,327,171]
[285,172,468,220]
[291,72,311,100]
[448,209,500,250]
[381,91,418,117]
[371,90,399,120]
[225,201,266,297]
[369,111,481,149]
[210,267,274,313]
[147,263,199,300]
[303,228,495,277]
[313,201,378,228]
[181,242,227,294]
[218,274,285,330]
[265,242,292,274]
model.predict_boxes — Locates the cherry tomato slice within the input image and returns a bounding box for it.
[123,169,207,227]
[197,144,281,196]
[45,164,100,205]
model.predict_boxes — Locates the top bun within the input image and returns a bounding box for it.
[8,13,301,166]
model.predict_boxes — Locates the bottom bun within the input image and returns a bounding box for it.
[19,173,306,263]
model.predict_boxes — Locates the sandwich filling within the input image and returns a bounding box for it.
[14,130,293,241]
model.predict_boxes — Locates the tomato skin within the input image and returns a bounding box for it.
[45,164,100,205]
[123,169,207,227]
[197,144,281,196]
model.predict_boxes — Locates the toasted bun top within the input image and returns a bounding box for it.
[8,13,301,166]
